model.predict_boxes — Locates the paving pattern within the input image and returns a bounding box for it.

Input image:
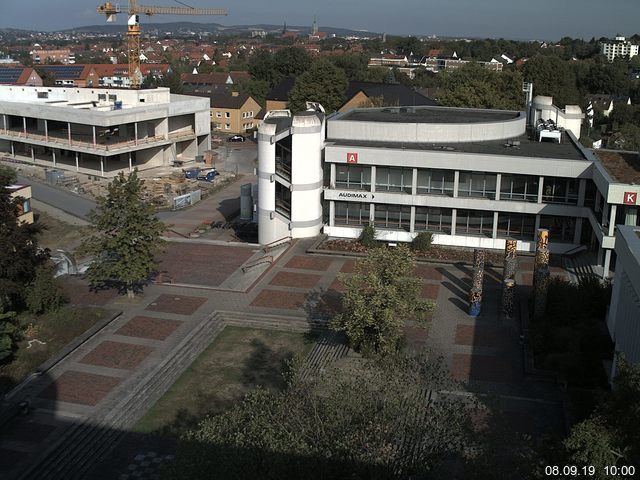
[0,238,571,480]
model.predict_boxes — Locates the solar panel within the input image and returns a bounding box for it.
[0,68,24,84]
[40,65,85,79]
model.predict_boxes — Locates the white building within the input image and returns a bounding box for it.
[0,86,211,177]
[258,98,640,278]
[600,35,639,62]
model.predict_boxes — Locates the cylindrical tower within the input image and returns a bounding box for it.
[257,121,277,244]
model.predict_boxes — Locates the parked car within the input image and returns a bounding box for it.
[227,134,245,143]
[182,167,201,179]
[196,168,218,182]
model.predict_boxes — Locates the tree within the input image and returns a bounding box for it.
[235,78,270,107]
[522,55,580,107]
[0,309,17,362]
[332,245,434,356]
[248,49,279,87]
[168,352,473,480]
[274,46,311,79]
[288,58,348,113]
[80,170,165,298]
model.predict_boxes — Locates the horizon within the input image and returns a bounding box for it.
[0,0,638,42]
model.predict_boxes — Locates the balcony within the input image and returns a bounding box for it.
[275,158,291,182]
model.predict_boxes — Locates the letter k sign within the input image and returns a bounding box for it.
[624,192,637,205]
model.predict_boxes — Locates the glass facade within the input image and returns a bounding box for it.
[414,207,452,233]
[458,171,497,199]
[374,204,411,231]
[375,167,412,193]
[496,213,536,240]
[500,175,539,202]
[542,177,579,205]
[334,202,369,226]
[335,165,371,191]
[456,209,494,237]
[540,215,576,243]
[416,168,454,196]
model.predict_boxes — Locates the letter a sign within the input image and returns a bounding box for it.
[624,192,637,205]
[347,152,358,164]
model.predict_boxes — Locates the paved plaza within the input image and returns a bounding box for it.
[0,238,570,479]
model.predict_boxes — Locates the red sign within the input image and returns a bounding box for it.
[623,192,637,205]
[346,152,358,164]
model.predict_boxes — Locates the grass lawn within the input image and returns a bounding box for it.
[0,306,108,395]
[35,210,90,253]
[134,326,315,437]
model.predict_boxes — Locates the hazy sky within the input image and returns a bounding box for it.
[0,0,638,40]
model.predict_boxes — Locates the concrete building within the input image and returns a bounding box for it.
[257,97,640,277]
[600,35,639,62]
[0,85,211,177]
[606,224,640,373]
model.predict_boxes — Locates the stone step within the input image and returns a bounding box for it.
[216,310,328,333]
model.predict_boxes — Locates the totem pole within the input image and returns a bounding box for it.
[533,228,550,319]
[501,238,518,318]
[469,249,485,317]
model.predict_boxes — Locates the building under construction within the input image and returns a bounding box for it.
[0,85,211,177]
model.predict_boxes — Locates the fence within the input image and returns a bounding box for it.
[172,189,202,210]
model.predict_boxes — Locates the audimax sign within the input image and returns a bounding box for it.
[337,192,374,199]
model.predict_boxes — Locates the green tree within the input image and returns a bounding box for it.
[522,55,580,107]
[25,262,64,314]
[332,245,434,356]
[235,78,270,107]
[274,46,311,79]
[288,58,348,113]
[248,49,279,86]
[80,171,165,298]
[169,352,472,480]
[0,309,17,362]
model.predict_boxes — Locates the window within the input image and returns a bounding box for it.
[334,202,369,226]
[415,207,452,233]
[225,112,230,118]
[37,91,48,99]
[225,123,230,130]
[108,94,117,102]
[500,175,539,202]
[496,213,536,240]
[248,111,254,117]
[542,177,578,205]
[215,112,222,118]
[456,209,494,237]
[416,169,454,196]
[540,215,576,243]
[335,165,371,191]
[373,204,411,231]
[376,167,412,193]
[458,171,497,199]
[242,112,247,118]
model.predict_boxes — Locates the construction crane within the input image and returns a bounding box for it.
[97,1,227,88]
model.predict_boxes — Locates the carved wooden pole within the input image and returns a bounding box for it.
[469,249,485,317]
[533,228,550,319]
[501,238,518,318]
[502,278,516,318]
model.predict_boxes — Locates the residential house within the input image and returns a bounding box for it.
[0,67,43,87]
[208,92,261,134]
[38,65,99,87]
[587,94,632,117]
[339,82,437,112]
[7,184,33,224]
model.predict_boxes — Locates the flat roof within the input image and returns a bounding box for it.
[329,131,587,161]
[593,150,640,184]
[337,106,520,124]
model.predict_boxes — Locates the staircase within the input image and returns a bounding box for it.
[564,251,599,284]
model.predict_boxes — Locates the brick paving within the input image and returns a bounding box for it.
[450,353,517,383]
[250,289,307,310]
[421,282,440,299]
[158,243,255,286]
[80,341,154,370]
[115,316,182,341]
[38,371,122,406]
[145,294,208,315]
[285,255,332,271]
[269,271,322,289]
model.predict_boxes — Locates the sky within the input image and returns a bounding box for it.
[0,0,638,41]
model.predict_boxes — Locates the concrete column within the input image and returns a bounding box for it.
[595,189,601,211]
[68,122,72,145]
[93,126,97,147]
[22,117,26,136]
[100,156,104,177]
[537,176,544,203]
[603,249,612,279]
[10,141,14,157]
[129,152,133,172]
[31,146,35,163]
[134,122,138,146]
[608,204,617,236]
[602,202,610,229]
[369,203,375,223]
[44,119,48,142]
[370,166,376,193]
[52,149,56,167]
[3,114,6,132]
[330,163,336,188]
[412,168,417,195]
[577,178,586,207]
[329,201,335,227]
[625,206,638,226]
[453,170,459,197]
[75,152,79,172]
[492,211,499,239]
[410,206,416,233]
[534,214,541,236]
[597,246,604,268]
[451,209,457,236]
[495,173,501,200]
[573,218,583,244]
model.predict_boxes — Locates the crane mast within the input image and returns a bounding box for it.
[97,1,227,88]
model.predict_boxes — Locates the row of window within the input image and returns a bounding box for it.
[214,111,255,119]
[333,202,577,242]
[213,123,231,130]
[334,165,579,205]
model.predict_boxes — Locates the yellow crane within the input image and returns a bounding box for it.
[97,1,227,88]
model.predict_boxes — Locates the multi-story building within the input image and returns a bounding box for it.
[0,86,211,177]
[209,92,261,134]
[93,64,170,89]
[37,65,99,88]
[600,35,639,62]
[257,97,640,278]
[31,48,75,65]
